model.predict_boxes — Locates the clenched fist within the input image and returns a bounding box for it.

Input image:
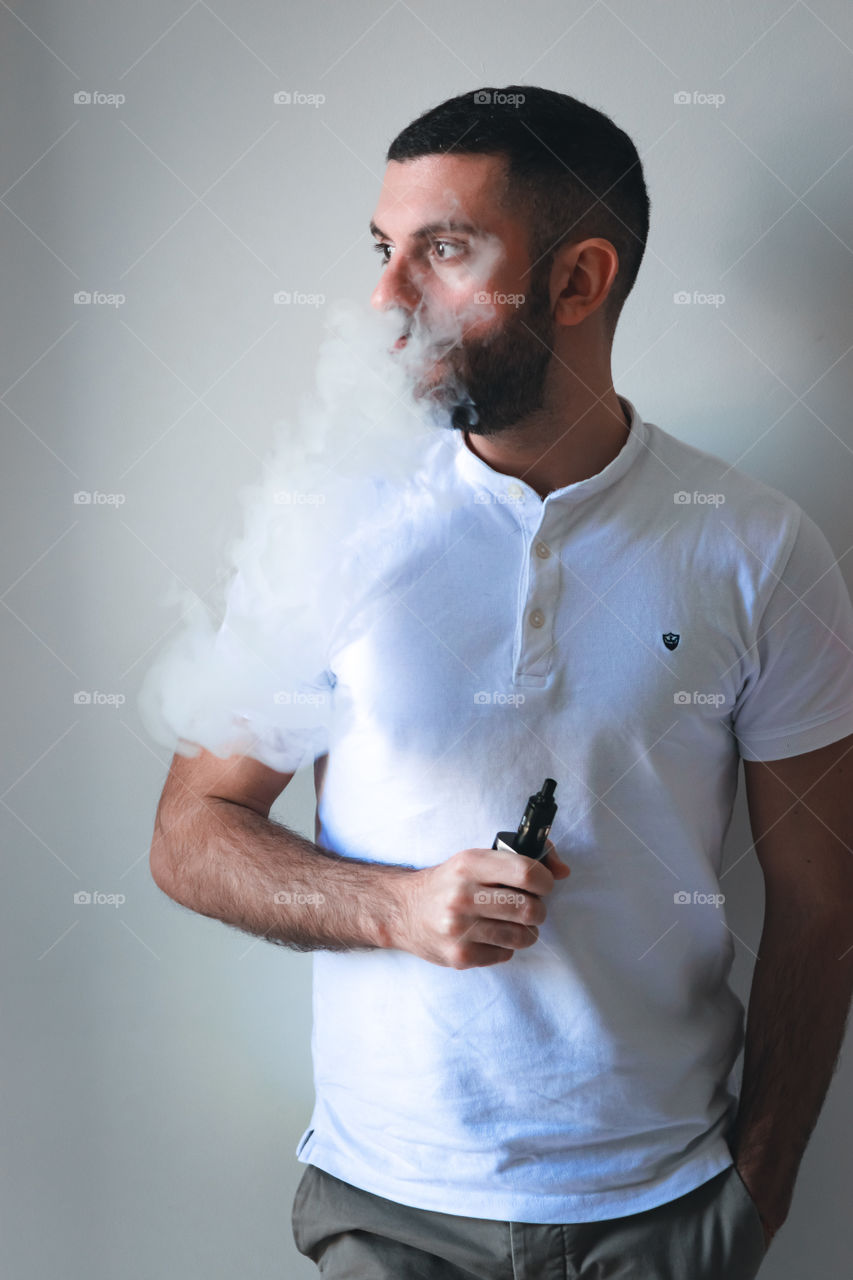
[393,840,570,968]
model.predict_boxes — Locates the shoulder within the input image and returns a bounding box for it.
[645,419,796,514]
[643,418,803,561]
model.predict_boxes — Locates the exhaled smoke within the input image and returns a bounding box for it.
[137,239,505,771]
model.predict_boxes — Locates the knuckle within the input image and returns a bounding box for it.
[527,900,546,926]
[516,898,533,923]
[439,907,463,936]
[449,888,471,913]
[517,864,539,892]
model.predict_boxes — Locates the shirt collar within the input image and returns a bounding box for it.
[452,395,648,512]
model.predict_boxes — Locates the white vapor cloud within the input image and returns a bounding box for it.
[137,276,496,771]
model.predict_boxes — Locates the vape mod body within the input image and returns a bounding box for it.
[492,778,557,861]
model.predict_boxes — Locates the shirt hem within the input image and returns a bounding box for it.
[295,1143,735,1224]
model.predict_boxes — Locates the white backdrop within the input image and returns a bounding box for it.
[2,2,852,1276]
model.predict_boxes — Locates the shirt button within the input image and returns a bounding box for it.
[506,482,524,500]
[529,609,545,628]
[535,541,551,559]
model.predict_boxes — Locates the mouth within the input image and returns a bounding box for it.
[393,334,408,350]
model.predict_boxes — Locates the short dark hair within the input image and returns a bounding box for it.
[386,85,650,335]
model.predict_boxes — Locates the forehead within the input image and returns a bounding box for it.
[371,153,526,249]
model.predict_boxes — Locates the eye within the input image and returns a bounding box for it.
[431,239,465,262]
[371,239,467,267]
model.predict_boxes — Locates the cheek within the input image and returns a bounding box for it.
[432,236,508,299]
[417,276,516,342]
[465,236,506,287]
[439,268,478,298]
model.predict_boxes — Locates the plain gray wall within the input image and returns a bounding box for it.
[2,2,852,1276]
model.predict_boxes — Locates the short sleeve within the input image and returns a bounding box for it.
[206,568,336,774]
[732,509,853,761]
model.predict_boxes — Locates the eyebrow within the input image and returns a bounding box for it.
[369,218,482,242]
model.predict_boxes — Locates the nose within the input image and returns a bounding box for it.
[370,252,422,314]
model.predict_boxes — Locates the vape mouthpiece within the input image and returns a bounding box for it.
[451,400,479,430]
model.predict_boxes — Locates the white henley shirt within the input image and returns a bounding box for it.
[216,395,853,1222]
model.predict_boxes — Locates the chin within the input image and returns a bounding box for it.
[409,365,449,399]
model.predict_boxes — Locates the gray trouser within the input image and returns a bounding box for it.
[291,1160,769,1279]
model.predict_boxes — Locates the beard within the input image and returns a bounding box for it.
[402,267,557,438]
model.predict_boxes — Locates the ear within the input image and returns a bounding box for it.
[550,237,620,327]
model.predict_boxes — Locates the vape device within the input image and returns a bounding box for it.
[451,397,479,430]
[492,778,558,861]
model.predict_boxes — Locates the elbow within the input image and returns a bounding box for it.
[149,847,174,897]
[149,801,180,898]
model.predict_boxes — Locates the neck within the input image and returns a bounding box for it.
[463,384,630,501]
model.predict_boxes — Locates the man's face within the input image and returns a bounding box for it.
[369,154,557,436]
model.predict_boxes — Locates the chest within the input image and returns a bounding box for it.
[328,519,747,755]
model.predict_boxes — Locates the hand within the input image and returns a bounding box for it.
[395,838,570,969]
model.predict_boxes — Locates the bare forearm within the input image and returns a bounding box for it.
[152,797,416,953]
[730,905,853,1225]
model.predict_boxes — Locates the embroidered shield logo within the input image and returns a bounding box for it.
[662,632,680,651]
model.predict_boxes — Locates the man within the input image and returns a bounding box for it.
[149,86,853,1279]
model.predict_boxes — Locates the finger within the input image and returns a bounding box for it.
[544,840,571,877]
[473,886,546,926]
